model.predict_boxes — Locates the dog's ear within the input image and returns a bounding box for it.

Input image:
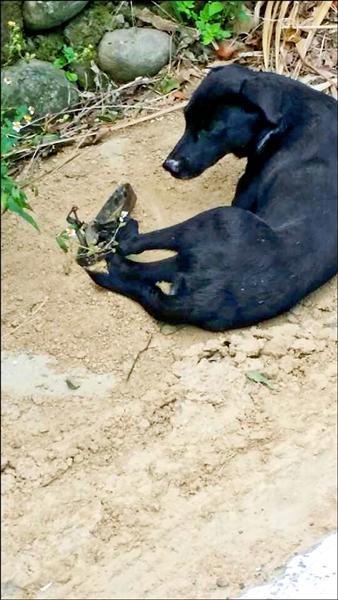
[241,75,283,125]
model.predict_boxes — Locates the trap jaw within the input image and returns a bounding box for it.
[65,183,137,267]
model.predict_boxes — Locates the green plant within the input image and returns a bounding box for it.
[157,73,181,94]
[174,1,247,45]
[53,44,94,81]
[4,20,35,65]
[1,106,39,230]
[56,224,78,253]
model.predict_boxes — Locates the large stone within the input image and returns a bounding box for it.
[98,27,173,82]
[23,1,89,31]
[1,60,79,118]
[64,1,125,51]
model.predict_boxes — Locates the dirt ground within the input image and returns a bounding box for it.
[1,112,337,600]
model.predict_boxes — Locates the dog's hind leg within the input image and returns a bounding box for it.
[86,268,188,324]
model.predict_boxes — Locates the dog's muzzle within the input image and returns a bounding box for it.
[162,158,182,175]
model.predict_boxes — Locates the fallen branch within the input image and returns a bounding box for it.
[104,101,188,134]
[24,102,188,187]
[126,335,153,381]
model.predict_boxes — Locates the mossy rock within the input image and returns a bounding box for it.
[23,1,89,31]
[26,31,66,62]
[1,59,79,119]
[1,1,24,65]
[64,0,126,51]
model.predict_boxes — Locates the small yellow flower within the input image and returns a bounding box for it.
[12,121,21,132]
[7,20,16,27]
[24,114,32,123]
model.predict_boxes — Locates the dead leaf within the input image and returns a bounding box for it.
[245,34,262,49]
[135,7,179,33]
[173,90,189,101]
[176,65,202,84]
[135,6,198,43]
[65,378,81,390]
[245,371,277,390]
[215,42,239,60]
[283,28,302,44]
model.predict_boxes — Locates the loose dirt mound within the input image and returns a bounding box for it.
[1,113,337,600]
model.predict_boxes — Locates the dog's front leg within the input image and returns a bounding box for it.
[118,221,183,255]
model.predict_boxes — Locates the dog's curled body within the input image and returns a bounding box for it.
[87,66,337,331]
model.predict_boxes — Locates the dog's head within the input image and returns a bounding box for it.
[163,65,287,179]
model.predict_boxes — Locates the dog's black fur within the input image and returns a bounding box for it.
[87,65,337,331]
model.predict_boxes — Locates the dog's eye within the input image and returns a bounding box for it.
[196,119,223,141]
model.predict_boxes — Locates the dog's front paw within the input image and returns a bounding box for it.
[105,251,132,277]
[117,217,139,255]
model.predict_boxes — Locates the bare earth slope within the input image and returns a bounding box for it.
[1,113,337,600]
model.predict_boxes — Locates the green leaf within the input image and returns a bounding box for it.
[56,231,70,253]
[1,191,9,212]
[245,371,277,390]
[65,71,78,82]
[41,133,60,144]
[199,21,222,44]
[174,0,195,18]
[53,57,66,69]
[201,1,225,20]
[159,76,180,94]
[14,105,28,122]
[62,45,77,63]
[1,131,18,154]
[98,113,119,123]
[1,161,8,177]
[18,208,39,230]
[7,196,39,230]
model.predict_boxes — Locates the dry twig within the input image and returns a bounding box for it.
[4,296,49,339]
[126,335,153,381]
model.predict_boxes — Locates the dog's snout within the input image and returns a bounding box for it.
[163,158,181,175]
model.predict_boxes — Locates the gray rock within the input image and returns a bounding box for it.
[98,27,173,82]
[23,0,89,31]
[1,60,79,118]
[64,1,124,50]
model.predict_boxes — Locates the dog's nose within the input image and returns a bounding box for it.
[163,158,181,175]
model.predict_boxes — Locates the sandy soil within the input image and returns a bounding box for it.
[1,112,337,600]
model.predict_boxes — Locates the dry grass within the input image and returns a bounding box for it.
[257,0,337,95]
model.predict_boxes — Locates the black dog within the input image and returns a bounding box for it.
[87,65,337,331]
